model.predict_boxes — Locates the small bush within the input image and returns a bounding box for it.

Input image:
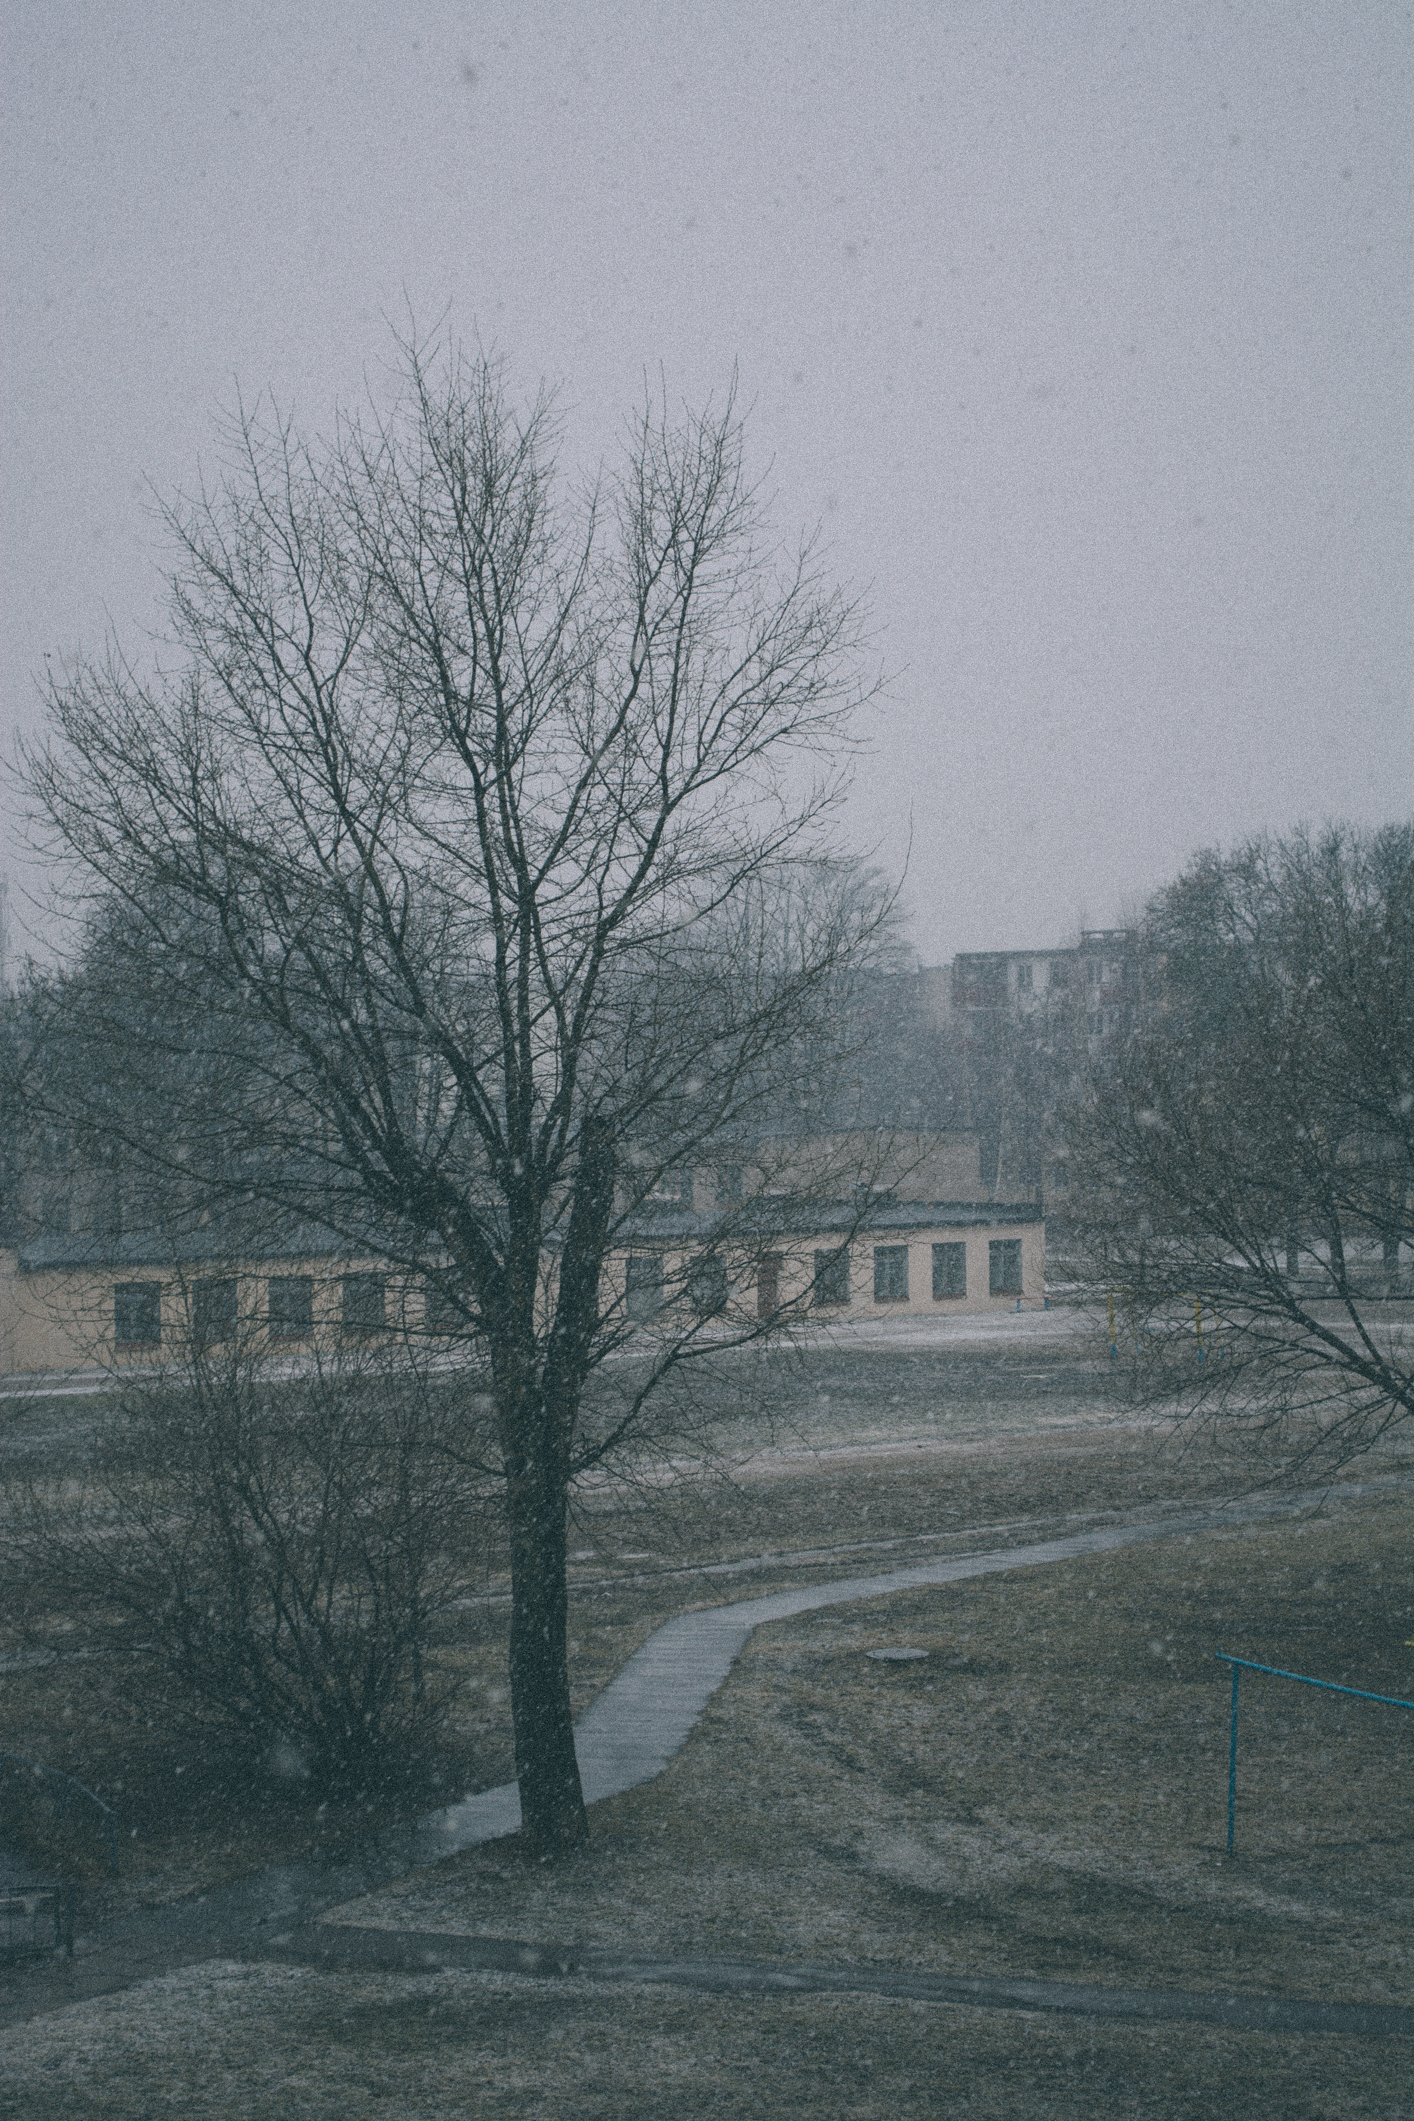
[5,1354,492,1799]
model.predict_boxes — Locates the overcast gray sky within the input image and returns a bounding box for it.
[3,1,1410,965]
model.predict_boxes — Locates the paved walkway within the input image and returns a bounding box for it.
[2,1474,1403,2031]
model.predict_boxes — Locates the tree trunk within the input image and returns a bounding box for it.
[496,1127,610,1856]
[505,1442,587,1855]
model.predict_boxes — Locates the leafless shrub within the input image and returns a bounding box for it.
[3,1352,495,1797]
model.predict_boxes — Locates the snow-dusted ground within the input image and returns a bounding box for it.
[778,1305,1091,1353]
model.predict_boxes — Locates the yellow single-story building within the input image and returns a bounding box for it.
[0,1198,1044,1383]
[0,1196,1038,1391]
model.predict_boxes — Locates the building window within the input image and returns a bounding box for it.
[114,1281,160,1347]
[268,1275,314,1338]
[192,1277,237,1344]
[342,1271,386,1335]
[873,1245,909,1302]
[813,1246,850,1307]
[932,1242,966,1299]
[625,1253,664,1322]
[714,1165,743,1205]
[1015,961,1033,991]
[1049,959,1068,988]
[656,1168,694,1206]
[756,1252,783,1319]
[989,1239,1022,1295]
[689,1255,728,1316]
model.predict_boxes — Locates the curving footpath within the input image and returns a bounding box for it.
[290,1473,1409,2040]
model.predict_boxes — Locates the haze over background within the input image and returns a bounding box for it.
[3,1,1410,967]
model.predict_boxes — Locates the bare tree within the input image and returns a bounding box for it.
[22,340,885,1851]
[6,1345,490,1797]
[1069,824,1414,1471]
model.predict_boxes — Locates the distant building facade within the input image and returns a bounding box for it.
[949,929,1149,1061]
[934,930,1154,1207]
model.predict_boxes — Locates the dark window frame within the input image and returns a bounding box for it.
[625,1253,664,1322]
[989,1239,1023,1295]
[424,1277,472,1338]
[873,1244,909,1303]
[812,1245,850,1307]
[689,1254,728,1317]
[114,1281,161,1348]
[192,1276,238,1344]
[268,1274,314,1338]
[932,1241,966,1299]
[341,1270,387,1336]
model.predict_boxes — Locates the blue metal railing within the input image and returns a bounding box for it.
[1214,1652,1414,1854]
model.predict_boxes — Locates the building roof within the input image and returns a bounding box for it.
[12,1220,366,1275]
[618,1197,1042,1244]
[9,1195,1042,1274]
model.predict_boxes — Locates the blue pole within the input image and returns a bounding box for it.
[1226,1661,1240,1855]
[1213,1650,1412,1855]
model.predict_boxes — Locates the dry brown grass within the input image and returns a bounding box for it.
[2,1434,1410,2117]
[0,1371,1207,1910]
[338,1489,1413,2011]
[0,1959,1408,2120]
[3,1372,1408,1930]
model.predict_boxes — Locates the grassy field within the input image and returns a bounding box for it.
[335,1490,1413,2000]
[3,1491,1409,2116]
[2,1344,1411,2116]
[1,1961,1406,2121]
[0,1341,1293,1910]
